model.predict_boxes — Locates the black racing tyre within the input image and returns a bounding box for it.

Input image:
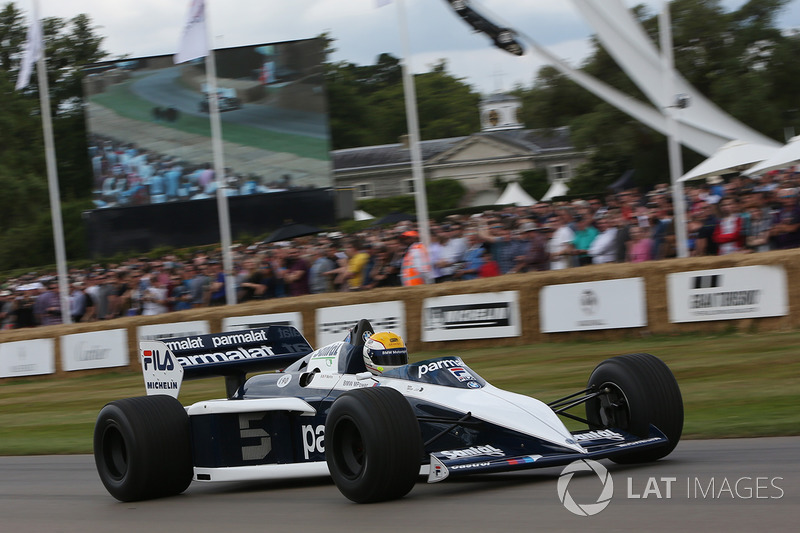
[325,387,422,503]
[585,353,683,464]
[94,395,193,502]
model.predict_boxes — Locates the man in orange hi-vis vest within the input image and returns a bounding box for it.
[400,231,432,286]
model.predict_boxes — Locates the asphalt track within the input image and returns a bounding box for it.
[1,437,796,533]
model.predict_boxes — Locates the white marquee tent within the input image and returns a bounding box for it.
[495,181,536,206]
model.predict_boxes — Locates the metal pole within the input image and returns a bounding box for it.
[32,0,72,323]
[203,18,237,305]
[395,0,432,255]
[660,3,689,258]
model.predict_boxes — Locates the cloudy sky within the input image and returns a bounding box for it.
[13,0,800,94]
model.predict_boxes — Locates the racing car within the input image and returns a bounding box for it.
[93,319,683,503]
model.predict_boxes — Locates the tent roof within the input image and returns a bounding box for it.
[542,180,569,201]
[495,181,536,206]
[745,135,800,176]
[679,140,779,182]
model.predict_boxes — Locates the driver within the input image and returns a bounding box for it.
[363,331,408,375]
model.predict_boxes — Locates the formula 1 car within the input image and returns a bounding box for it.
[93,320,683,503]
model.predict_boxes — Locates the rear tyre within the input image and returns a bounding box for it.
[585,353,683,463]
[94,395,193,501]
[326,387,422,503]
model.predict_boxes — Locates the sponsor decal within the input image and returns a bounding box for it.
[163,336,206,351]
[417,358,463,378]
[467,381,481,389]
[428,455,449,482]
[142,349,174,372]
[302,424,325,460]
[276,374,292,388]
[144,380,179,391]
[175,345,276,367]
[667,266,787,322]
[505,455,542,465]
[427,303,511,330]
[614,437,662,448]
[451,462,491,470]
[573,429,625,442]
[448,366,475,382]
[341,379,373,389]
[558,459,614,516]
[438,445,505,461]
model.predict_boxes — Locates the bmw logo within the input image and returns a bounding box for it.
[467,381,481,389]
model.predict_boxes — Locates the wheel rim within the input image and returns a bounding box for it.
[332,417,365,480]
[101,424,129,481]
[597,381,630,430]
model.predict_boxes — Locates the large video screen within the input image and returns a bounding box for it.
[83,38,331,209]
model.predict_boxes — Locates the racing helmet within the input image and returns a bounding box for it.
[363,331,408,375]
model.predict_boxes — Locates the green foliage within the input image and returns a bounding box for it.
[514,0,798,194]
[357,178,465,217]
[518,168,550,200]
[326,56,480,149]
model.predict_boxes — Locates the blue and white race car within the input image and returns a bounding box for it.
[93,319,683,503]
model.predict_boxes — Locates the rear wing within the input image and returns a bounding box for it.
[140,325,313,399]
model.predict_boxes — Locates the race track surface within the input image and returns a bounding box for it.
[1,437,796,532]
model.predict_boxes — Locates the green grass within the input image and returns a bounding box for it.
[1,331,798,455]
[90,80,330,160]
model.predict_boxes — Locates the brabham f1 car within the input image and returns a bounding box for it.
[93,320,683,503]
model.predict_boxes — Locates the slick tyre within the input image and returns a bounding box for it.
[94,395,193,502]
[326,387,422,503]
[586,353,683,464]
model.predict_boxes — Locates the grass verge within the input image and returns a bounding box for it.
[1,330,798,455]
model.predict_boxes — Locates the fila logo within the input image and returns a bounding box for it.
[142,349,174,371]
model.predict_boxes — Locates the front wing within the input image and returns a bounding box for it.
[427,425,668,483]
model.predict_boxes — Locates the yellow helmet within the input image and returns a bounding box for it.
[362,331,408,375]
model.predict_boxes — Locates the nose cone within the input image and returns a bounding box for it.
[467,384,587,454]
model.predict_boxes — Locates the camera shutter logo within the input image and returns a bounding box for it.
[557,459,614,516]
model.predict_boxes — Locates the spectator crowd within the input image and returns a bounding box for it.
[89,134,297,209]
[2,168,799,330]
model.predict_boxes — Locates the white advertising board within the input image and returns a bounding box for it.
[667,265,788,322]
[137,320,210,342]
[222,312,303,333]
[422,291,521,342]
[316,301,405,347]
[60,328,129,372]
[0,338,55,378]
[540,278,647,333]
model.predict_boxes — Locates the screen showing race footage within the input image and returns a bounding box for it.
[82,38,332,210]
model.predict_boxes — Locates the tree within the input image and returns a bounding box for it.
[515,0,799,193]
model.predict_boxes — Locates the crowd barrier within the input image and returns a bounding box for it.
[2,249,797,381]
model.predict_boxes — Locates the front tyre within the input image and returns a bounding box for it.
[325,387,422,503]
[94,395,193,502]
[586,353,683,463]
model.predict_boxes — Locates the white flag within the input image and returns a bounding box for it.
[15,15,43,90]
[175,0,208,64]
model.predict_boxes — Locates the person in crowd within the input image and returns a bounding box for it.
[588,214,618,264]
[713,196,745,255]
[141,276,168,315]
[626,225,653,262]
[284,247,310,297]
[745,205,773,253]
[770,187,800,249]
[400,231,432,286]
[549,209,576,270]
[571,214,598,266]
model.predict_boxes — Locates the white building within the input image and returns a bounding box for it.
[332,93,587,206]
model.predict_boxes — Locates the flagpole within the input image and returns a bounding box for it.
[660,4,688,258]
[30,0,72,323]
[394,0,432,255]
[202,29,237,305]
